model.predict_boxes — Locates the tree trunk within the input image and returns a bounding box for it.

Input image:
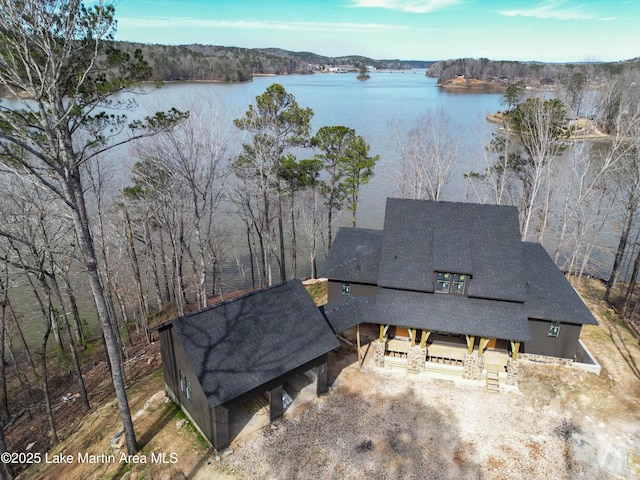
[622,244,640,316]
[50,277,90,411]
[158,227,172,304]
[41,321,58,446]
[0,410,14,480]
[328,203,334,251]
[145,220,164,310]
[246,224,256,289]
[290,193,297,278]
[605,201,635,302]
[62,271,85,346]
[277,190,287,282]
[67,172,138,454]
[0,304,8,419]
[124,208,149,342]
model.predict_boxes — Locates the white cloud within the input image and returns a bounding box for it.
[350,0,463,14]
[498,1,614,21]
[119,17,407,33]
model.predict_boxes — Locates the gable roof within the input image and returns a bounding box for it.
[377,198,525,302]
[323,198,597,332]
[523,242,598,325]
[323,228,382,285]
[320,295,374,334]
[171,279,339,408]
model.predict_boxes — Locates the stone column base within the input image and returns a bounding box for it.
[506,358,518,386]
[374,340,386,367]
[463,353,484,380]
[407,346,427,373]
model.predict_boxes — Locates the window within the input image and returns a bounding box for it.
[341,282,350,295]
[179,370,192,401]
[435,272,467,294]
[548,321,561,337]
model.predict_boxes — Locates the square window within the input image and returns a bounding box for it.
[341,283,350,295]
[179,370,192,400]
[548,321,561,337]
[451,274,466,294]
[435,272,467,294]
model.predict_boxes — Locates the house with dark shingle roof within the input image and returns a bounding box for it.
[321,198,597,382]
[157,279,339,450]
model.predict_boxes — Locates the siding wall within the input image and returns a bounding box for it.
[327,281,377,303]
[161,327,216,445]
[524,319,581,359]
[159,328,179,399]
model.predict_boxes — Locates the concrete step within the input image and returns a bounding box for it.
[383,356,407,370]
[486,372,500,392]
[423,362,464,378]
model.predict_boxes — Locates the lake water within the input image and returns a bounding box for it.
[7,71,624,346]
[6,70,511,347]
[126,70,504,229]
[122,71,622,284]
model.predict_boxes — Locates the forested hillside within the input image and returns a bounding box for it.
[116,42,432,82]
[427,57,640,85]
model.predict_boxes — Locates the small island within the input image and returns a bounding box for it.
[356,65,371,81]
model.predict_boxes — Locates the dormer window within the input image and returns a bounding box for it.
[435,272,467,294]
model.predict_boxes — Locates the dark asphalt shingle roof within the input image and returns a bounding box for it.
[172,279,339,408]
[320,295,374,334]
[523,242,598,325]
[323,199,597,338]
[322,228,382,284]
[377,199,525,302]
[319,288,531,341]
[375,288,531,341]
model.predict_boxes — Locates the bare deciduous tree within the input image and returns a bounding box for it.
[0,0,185,454]
[395,109,460,201]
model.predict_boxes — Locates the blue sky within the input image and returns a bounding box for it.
[113,0,639,62]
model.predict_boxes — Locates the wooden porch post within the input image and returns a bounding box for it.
[510,341,521,361]
[465,335,475,355]
[410,328,416,347]
[356,324,362,368]
[478,337,490,357]
[212,405,229,451]
[421,331,431,349]
[379,324,384,343]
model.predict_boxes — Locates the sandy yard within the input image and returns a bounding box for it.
[220,345,639,479]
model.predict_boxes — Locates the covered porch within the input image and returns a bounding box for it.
[367,324,521,386]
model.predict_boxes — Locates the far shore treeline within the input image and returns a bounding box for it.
[63,41,640,84]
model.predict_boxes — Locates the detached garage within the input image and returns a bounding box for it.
[158,279,339,450]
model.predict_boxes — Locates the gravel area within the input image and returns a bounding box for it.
[221,345,639,480]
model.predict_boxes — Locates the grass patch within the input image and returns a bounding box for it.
[305,280,328,306]
[174,407,210,450]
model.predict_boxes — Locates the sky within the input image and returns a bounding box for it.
[112,0,639,63]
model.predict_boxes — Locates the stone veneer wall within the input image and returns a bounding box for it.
[407,346,427,373]
[463,353,484,380]
[374,340,386,367]
[520,352,573,367]
[506,358,518,386]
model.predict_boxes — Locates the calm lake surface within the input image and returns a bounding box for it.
[126,71,504,229]
[7,71,622,345]
[120,71,619,285]
[7,70,511,346]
